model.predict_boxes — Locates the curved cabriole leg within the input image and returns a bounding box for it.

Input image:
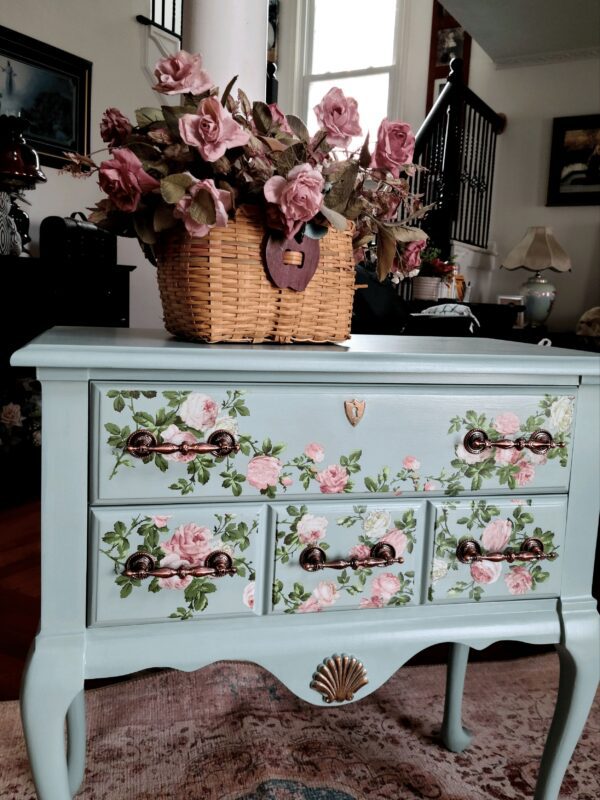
[533,611,600,800]
[66,690,86,796]
[441,643,473,752]
[20,638,84,800]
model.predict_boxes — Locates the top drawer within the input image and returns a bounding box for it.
[91,383,575,503]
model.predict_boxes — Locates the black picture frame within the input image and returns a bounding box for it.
[547,114,600,206]
[0,25,91,169]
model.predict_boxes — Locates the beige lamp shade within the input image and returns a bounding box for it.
[501,226,571,273]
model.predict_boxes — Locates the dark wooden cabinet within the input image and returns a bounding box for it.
[1,257,134,506]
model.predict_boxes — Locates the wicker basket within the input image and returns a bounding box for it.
[155,205,356,344]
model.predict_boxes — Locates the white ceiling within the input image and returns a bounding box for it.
[440,0,600,66]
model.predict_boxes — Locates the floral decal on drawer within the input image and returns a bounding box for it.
[272,505,416,613]
[364,395,573,497]
[429,500,559,602]
[105,389,361,497]
[100,512,257,620]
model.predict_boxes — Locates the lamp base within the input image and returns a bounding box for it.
[521,271,556,327]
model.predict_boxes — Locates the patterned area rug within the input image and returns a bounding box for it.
[1,653,598,800]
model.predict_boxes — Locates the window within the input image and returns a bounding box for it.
[278,0,408,147]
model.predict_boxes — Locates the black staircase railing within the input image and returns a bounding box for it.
[413,58,505,259]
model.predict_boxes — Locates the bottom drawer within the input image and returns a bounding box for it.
[90,504,264,625]
[427,497,567,603]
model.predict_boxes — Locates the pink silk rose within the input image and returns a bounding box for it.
[179,96,250,162]
[174,178,232,238]
[268,103,293,134]
[281,476,293,487]
[156,552,192,591]
[470,560,502,585]
[297,513,328,544]
[162,522,214,563]
[247,455,282,490]
[313,87,362,148]
[371,119,415,177]
[504,565,533,595]
[263,163,324,239]
[481,519,513,551]
[402,455,421,471]
[315,464,349,494]
[371,571,401,601]
[160,424,198,463]
[380,529,408,557]
[493,412,521,436]
[100,108,132,147]
[424,481,438,491]
[304,442,325,463]
[179,392,219,431]
[98,148,160,213]
[153,50,213,95]
[151,515,171,528]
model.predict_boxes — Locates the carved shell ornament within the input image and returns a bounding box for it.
[310,654,369,703]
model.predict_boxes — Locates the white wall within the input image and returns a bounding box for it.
[468,45,600,331]
[1,0,166,327]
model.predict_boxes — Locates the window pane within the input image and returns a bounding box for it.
[308,73,390,152]
[312,0,397,74]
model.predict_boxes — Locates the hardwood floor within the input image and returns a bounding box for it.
[0,500,40,702]
[1,499,596,702]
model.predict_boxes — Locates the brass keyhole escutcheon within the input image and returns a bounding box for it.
[344,399,365,427]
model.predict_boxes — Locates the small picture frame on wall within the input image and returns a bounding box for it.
[426,1,471,112]
[0,25,91,169]
[497,294,525,329]
[547,114,600,206]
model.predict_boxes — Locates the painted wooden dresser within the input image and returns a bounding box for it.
[11,328,600,800]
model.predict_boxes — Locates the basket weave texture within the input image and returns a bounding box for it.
[155,205,355,344]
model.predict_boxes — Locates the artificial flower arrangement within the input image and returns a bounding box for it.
[64,50,428,282]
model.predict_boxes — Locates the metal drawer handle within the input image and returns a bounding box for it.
[299,542,403,572]
[126,429,239,458]
[463,428,565,456]
[122,550,237,579]
[456,537,557,564]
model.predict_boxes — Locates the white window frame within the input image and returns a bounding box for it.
[277,0,411,127]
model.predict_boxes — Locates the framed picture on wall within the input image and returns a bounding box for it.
[0,25,91,169]
[426,1,471,112]
[547,114,600,206]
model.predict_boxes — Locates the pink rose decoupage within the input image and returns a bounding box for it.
[430,500,559,603]
[273,505,417,613]
[101,511,258,621]
[105,389,573,499]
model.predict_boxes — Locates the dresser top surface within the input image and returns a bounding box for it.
[10,326,600,377]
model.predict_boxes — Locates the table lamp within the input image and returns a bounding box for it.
[500,226,571,327]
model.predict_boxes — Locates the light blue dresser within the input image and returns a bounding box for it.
[11,328,600,800]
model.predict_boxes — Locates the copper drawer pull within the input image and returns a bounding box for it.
[300,542,403,572]
[463,428,565,456]
[122,550,237,579]
[126,429,239,458]
[456,537,557,564]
